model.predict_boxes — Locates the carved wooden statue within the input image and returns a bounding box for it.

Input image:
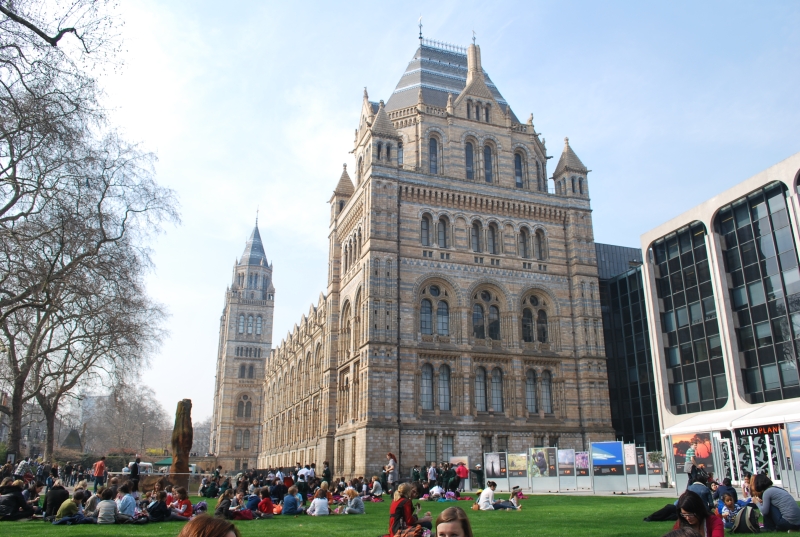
[169,398,193,489]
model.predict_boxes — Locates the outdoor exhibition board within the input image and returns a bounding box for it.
[635,447,648,490]
[575,450,592,490]
[483,452,509,491]
[671,431,714,491]
[449,456,471,492]
[557,449,578,491]
[528,447,559,492]
[624,444,639,491]
[646,451,665,488]
[787,422,800,494]
[507,452,529,490]
[591,441,627,492]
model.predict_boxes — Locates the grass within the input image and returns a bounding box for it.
[3,494,686,537]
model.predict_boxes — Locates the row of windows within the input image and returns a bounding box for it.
[357,142,404,179]
[236,396,253,418]
[465,100,491,123]
[427,137,544,190]
[555,175,586,196]
[238,315,263,335]
[236,272,269,289]
[420,365,553,414]
[420,215,547,259]
[235,346,261,358]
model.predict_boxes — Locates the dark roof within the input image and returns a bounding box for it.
[385,44,518,122]
[240,225,268,266]
[595,243,643,280]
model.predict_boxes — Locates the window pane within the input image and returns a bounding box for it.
[475,368,487,411]
[421,364,433,410]
[473,304,485,339]
[438,366,451,410]
[484,146,493,183]
[437,301,449,336]
[466,143,474,179]
[525,371,537,412]
[429,138,438,174]
[488,305,500,339]
[491,369,503,411]
[420,299,432,335]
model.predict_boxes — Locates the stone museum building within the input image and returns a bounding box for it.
[211,37,616,475]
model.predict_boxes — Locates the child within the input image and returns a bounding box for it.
[720,493,743,530]
[146,491,171,522]
[256,488,274,519]
[369,476,384,497]
[436,506,474,537]
[169,487,192,520]
[307,489,330,516]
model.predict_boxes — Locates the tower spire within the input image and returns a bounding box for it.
[255,206,259,226]
[418,16,423,42]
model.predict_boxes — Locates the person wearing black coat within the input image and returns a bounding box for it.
[43,482,70,518]
[0,482,35,521]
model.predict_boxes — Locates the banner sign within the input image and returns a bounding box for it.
[558,449,575,476]
[636,447,647,475]
[507,453,528,477]
[672,432,714,473]
[591,441,624,476]
[575,451,589,476]
[736,424,782,437]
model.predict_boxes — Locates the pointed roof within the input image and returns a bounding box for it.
[334,164,354,197]
[553,137,588,178]
[371,101,398,138]
[385,40,518,122]
[239,224,268,266]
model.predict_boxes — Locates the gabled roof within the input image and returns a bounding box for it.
[371,101,399,138]
[334,164,354,197]
[385,42,518,122]
[239,225,268,266]
[553,137,588,178]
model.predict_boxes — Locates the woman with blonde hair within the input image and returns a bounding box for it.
[389,482,432,535]
[342,488,365,514]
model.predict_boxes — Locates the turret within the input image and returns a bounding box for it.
[553,137,589,198]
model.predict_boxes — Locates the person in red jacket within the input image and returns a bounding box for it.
[455,463,469,492]
[256,488,274,519]
[672,490,724,537]
[389,483,432,536]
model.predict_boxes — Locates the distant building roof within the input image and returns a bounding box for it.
[595,243,643,280]
[239,225,268,266]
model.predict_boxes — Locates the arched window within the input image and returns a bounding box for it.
[248,365,254,379]
[483,145,493,183]
[475,367,487,412]
[429,137,439,174]
[245,401,252,418]
[579,178,584,194]
[535,230,546,260]
[420,299,433,335]
[238,315,245,334]
[438,365,451,411]
[256,316,263,335]
[487,224,498,255]
[522,308,534,342]
[437,301,449,336]
[421,215,431,246]
[491,368,504,411]
[386,144,391,161]
[421,364,434,410]
[377,142,382,160]
[571,176,576,193]
[526,370,537,412]
[514,153,524,188]
[357,157,363,182]
[472,304,485,339]
[484,105,490,122]
[465,142,475,180]
[239,365,246,378]
[243,430,251,450]
[466,101,472,119]
[247,315,254,334]
[438,217,449,248]
[398,142,403,166]
[519,228,530,258]
[541,370,553,413]
[537,310,548,343]
[471,222,482,252]
[488,305,501,340]
[237,400,244,417]
[235,430,243,449]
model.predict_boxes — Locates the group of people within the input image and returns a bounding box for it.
[646,468,800,534]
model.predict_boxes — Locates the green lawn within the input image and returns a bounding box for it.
[2,494,686,537]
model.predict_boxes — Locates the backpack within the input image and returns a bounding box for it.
[731,504,760,533]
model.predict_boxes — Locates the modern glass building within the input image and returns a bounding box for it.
[640,152,800,491]
[596,243,661,451]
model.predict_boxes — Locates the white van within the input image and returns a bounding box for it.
[122,462,154,474]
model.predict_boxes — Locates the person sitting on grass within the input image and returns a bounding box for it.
[719,493,743,530]
[435,506,474,537]
[661,529,703,537]
[0,479,35,521]
[169,487,193,521]
[256,488,274,519]
[55,490,94,523]
[282,486,305,515]
[96,488,121,524]
[245,488,260,512]
[670,490,723,537]
[307,489,330,516]
[477,481,519,511]
[115,482,136,521]
[43,479,69,520]
[214,489,235,519]
[177,513,241,537]
[369,476,384,497]
[341,488,365,514]
[389,482,432,534]
[751,473,800,532]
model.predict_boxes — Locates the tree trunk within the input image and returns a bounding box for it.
[8,378,25,458]
[37,394,58,462]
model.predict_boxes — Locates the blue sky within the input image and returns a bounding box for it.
[101,1,800,420]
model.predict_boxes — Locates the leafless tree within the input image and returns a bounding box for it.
[0,2,179,457]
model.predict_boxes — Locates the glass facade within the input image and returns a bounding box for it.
[653,222,728,415]
[715,182,800,403]
[601,267,660,450]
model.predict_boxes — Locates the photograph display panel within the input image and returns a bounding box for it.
[672,432,714,473]
[788,422,800,467]
[528,447,557,477]
[558,449,575,477]
[591,441,624,476]
[484,452,507,479]
[636,447,647,475]
[575,451,590,476]
[507,453,528,477]
[624,444,636,473]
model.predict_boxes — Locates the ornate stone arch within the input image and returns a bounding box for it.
[411,272,464,307]
[518,284,562,316]
[423,126,448,144]
[466,278,513,310]
[460,130,481,145]
[479,133,503,151]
